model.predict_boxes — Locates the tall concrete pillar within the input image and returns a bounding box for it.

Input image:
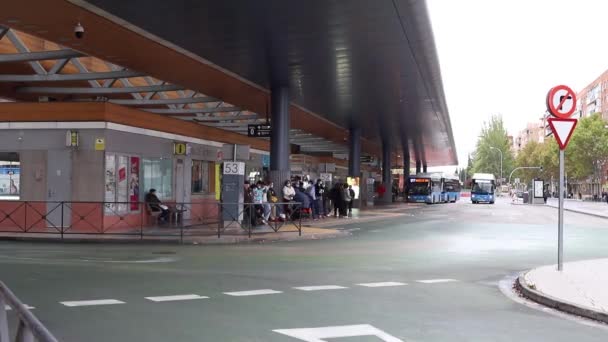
[348,126,361,178]
[270,85,290,195]
[402,143,410,201]
[381,140,392,203]
[423,163,427,173]
[416,160,422,174]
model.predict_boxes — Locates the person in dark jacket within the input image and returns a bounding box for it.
[314,179,326,219]
[329,183,344,218]
[145,188,169,221]
[293,186,310,219]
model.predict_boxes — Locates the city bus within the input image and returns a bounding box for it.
[407,173,444,204]
[471,173,496,204]
[442,175,461,203]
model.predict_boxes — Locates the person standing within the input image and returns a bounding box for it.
[377,182,386,201]
[348,185,355,216]
[330,183,343,218]
[306,180,319,219]
[314,179,326,219]
[341,183,351,218]
[252,181,267,225]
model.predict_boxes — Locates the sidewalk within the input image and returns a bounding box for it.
[517,259,608,323]
[0,202,422,245]
[545,198,608,219]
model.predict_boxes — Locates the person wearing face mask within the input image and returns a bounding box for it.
[252,181,267,225]
[283,180,296,219]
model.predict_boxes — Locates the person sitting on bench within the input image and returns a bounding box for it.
[145,188,169,222]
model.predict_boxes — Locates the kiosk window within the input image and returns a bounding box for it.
[191,160,210,194]
[0,152,20,200]
[142,158,173,200]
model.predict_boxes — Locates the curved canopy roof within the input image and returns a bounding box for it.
[0,0,457,165]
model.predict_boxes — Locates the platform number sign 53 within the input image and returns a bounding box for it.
[223,162,245,175]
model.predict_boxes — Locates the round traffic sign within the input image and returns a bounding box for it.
[546,85,577,118]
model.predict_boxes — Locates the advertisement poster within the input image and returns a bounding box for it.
[117,156,128,213]
[130,157,140,211]
[104,154,116,214]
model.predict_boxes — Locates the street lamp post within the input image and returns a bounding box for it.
[490,146,503,184]
[508,166,543,185]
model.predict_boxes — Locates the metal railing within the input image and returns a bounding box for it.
[0,281,58,342]
[0,200,305,241]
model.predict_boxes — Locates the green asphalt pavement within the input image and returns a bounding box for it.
[1,199,608,341]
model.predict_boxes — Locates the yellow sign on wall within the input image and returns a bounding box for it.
[94,138,105,151]
[174,142,187,155]
[215,163,221,200]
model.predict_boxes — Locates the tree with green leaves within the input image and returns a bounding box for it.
[471,115,515,182]
[514,139,558,185]
[514,114,608,193]
[565,113,608,180]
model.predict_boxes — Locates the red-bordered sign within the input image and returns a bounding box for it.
[546,85,577,118]
[547,118,578,150]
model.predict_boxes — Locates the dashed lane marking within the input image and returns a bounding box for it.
[357,282,407,288]
[416,279,458,284]
[145,294,209,302]
[293,285,348,291]
[60,299,125,307]
[223,289,283,297]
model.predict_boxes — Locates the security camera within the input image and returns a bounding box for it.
[74,22,84,39]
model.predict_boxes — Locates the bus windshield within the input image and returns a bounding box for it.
[409,181,430,195]
[472,181,494,194]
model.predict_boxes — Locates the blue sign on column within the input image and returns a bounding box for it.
[262,155,270,168]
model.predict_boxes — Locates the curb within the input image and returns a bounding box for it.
[516,273,608,324]
[545,205,608,219]
[0,230,350,246]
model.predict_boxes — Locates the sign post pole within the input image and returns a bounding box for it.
[558,149,564,271]
[546,84,578,272]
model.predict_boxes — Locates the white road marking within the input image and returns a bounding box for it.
[145,294,208,302]
[293,285,348,291]
[60,299,125,307]
[223,289,282,297]
[273,324,404,341]
[416,279,458,284]
[4,305,35,310]
[357,282,407,288]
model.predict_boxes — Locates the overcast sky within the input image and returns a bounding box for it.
[427,0,608,168]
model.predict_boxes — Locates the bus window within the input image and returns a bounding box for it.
[409,181,430,195]
[472,181,494,194]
